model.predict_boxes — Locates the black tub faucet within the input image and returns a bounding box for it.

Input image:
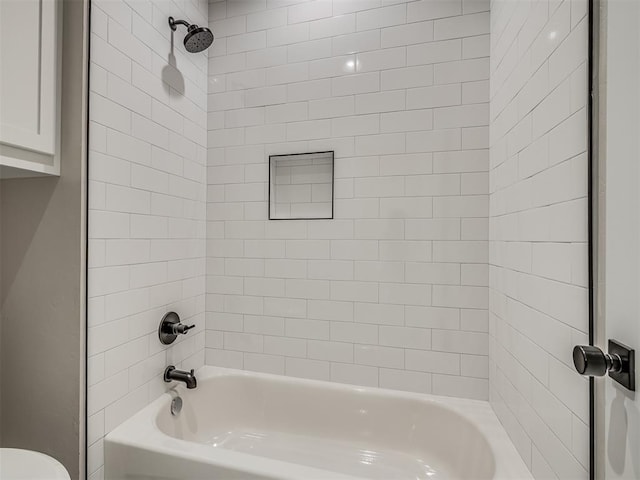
[164,366,197,389]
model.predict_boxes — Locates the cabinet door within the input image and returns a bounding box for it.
[0,0,61,175]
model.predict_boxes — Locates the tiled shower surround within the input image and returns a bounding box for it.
[86,0,592,479]
[205,0,491,398]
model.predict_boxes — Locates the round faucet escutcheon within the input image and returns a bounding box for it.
[158,311,195,345]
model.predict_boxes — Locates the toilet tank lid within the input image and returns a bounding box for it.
[0,448,71,480]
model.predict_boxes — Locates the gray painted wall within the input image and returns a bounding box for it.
[0,1,88,478]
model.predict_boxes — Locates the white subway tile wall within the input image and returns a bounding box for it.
[206,0,490,399]
[87,1,591,478]
[489,0,589,478]
[87,0,209,477]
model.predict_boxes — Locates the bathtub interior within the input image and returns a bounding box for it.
[155,372,496,480]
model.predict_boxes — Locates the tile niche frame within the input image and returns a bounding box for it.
[268,150,335,221]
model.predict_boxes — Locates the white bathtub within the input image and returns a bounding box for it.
[105,366,532,480]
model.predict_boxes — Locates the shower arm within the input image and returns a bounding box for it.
[168,17,190,31]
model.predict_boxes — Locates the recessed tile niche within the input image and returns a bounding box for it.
[269,151,334,220]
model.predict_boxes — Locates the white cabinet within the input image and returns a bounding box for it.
[0,0,62,177]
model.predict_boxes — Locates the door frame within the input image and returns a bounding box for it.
[589,1,639,478]
[588,0,599,478]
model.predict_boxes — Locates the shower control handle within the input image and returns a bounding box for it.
[572,340,635,391]
[173,323,195,335]
[158,312,195,345]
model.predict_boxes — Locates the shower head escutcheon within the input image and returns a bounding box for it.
[168,16,214,53]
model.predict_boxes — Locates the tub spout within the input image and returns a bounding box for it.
[164,366,197,389]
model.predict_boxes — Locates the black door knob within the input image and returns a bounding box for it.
[573,345,611,376]
[573,340,636,391]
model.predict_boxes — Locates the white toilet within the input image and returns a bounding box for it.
[0,449,71,480]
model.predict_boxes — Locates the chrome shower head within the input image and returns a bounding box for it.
[168,17,214,53]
